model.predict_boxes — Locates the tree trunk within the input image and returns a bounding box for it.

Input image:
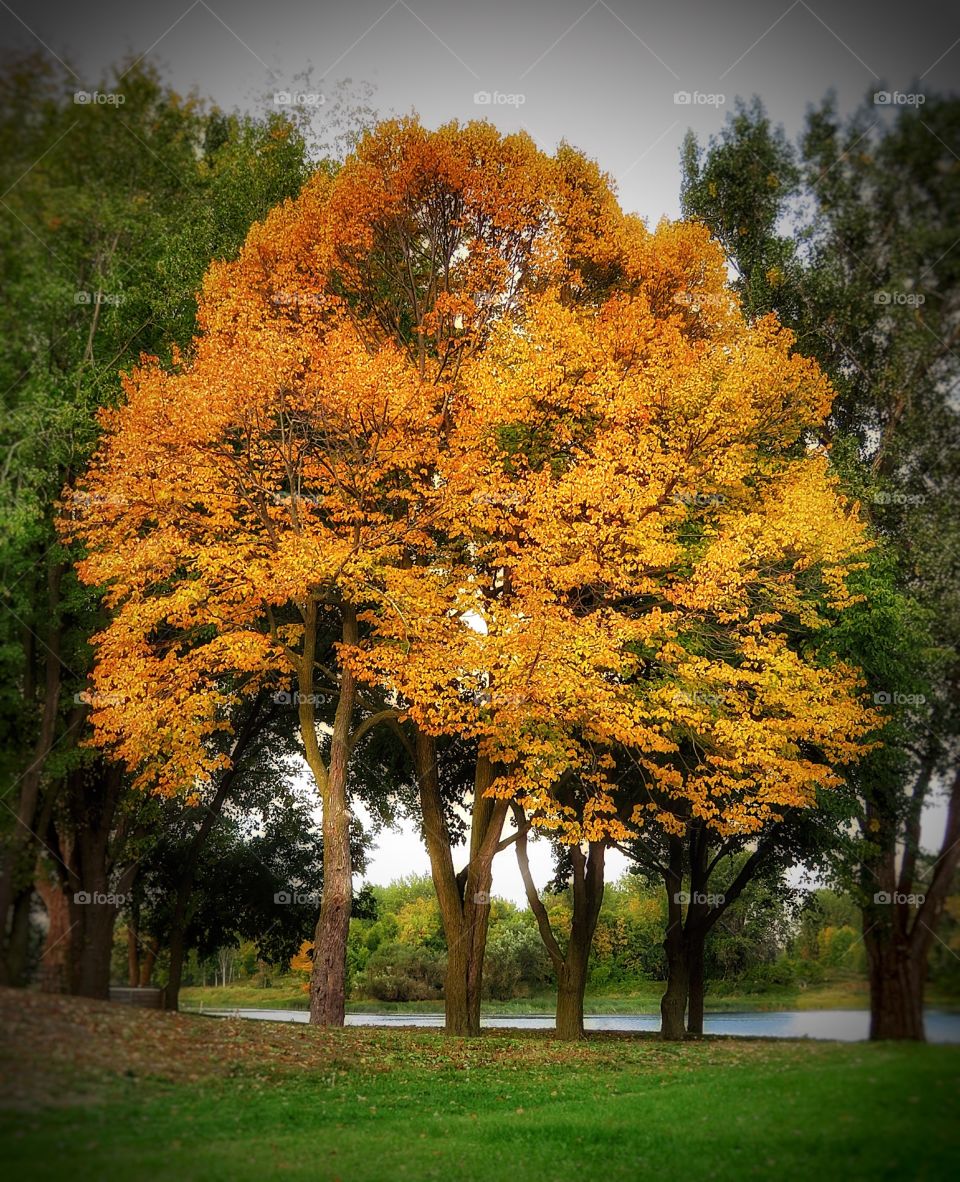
[415,731,506,1036]
[865,935,925,1040]
[166,926,188,1011]
[686,934,705,1035]
[555,959,588,1040]
[0,562,65,986]
[514,803,605,1041]
[453,757,505,1036]
[70,899,117,999]
[660,835,688,1040]
[415,730,471,1035]
[5,887,35,988]
[138,936,158,987]
[127,922,139,987]
[660,940,689,1040]
[48,760,134,1000]
[443,936,471,1036]
[662,926,690,1040]
[36,872,70,992]
[306,605,357,1027]
[860,762,960,1041]
[682,824,709,1036]
[556,842,605,1040]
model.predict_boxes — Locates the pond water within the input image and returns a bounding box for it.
[200,1007,960,1043]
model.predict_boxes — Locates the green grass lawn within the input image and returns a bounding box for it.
[2,989,958,1181]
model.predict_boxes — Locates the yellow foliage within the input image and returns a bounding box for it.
[61,117,879,845]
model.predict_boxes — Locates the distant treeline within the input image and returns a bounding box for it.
[166,873,958,1003]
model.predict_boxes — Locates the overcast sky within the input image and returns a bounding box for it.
[7,0,960,224]
[3,0,957,901]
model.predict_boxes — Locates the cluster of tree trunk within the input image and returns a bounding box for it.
[5,711,956,1045]
[3,588,954,1043]
[416,734,508,1036]
[862,762,960,1040]
[514,808,605,1041]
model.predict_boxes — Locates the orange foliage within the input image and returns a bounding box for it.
[290,940,313,993]
[62,117,877,844]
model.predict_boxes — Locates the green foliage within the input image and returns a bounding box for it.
[357,942,446,1002]
[0,48,314,806]
[340,872,838,1002]
[681,96,802,322]
[681,95,960,986]
[482,913,553,999]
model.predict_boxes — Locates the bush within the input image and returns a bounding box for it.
[356,942,445,1002]
[483,922,552,999]
[723,956,827,994]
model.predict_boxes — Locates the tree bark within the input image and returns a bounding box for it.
[415,730,506,1036]
[306,605,357,1027]
[138,936,158,988]
[655,822,776,1039]
[415,729,468,1034]
[0,561,65,985]
[865,933,925,1040]
[686,934,706,1036]
[5,887,35,989]
[69,894,118,999]
[36,872,70,992]
[514,805,605,1041]
[862,764,960,1040]
[47,760,135,1000]
[127,921,140,987]
[660,834,688,1040]
[461,757,506,1034]
[555,962,587,1040]
[556,843,606,1040]
[683,824,709,1037]
[660,934,690,1041]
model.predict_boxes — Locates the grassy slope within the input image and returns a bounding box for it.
[180,975,960,1016]
[178,975,876,1013]
[1,989,958,1181]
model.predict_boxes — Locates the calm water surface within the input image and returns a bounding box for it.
[200,1007,960,1043]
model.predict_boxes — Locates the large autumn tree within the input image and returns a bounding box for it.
[354,219,878,1038]
[65,119,615,1028]
[68,116,876,1038]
